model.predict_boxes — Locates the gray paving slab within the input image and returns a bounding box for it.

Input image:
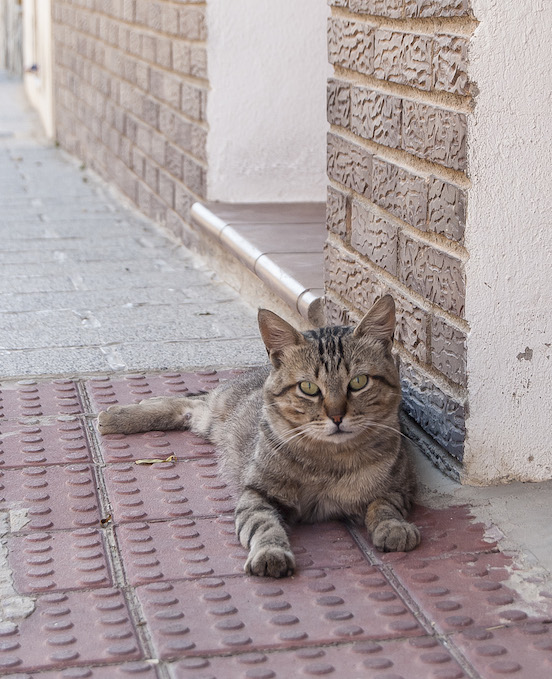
[0,73,266,378]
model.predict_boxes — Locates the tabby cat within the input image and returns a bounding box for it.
[98,295,420,578]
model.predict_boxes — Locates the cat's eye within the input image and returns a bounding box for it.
[349,374,369,391]
[299,381,320,396]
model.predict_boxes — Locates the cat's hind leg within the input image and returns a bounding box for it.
[365,495,420,552]
[98,395,210,436]
[235,488,296,578]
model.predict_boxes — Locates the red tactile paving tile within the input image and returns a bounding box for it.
[0,588,142,673]
[85,370,245,412]
[0,380,83,419]
[9,528,112,593]
[406,504,500,556]
[117,518,367,585]
[376,550,549,634]
[0,417,91,468]
[98,430,214,464]
[103,459,234,524]
[7,662,160,678]
[169,637,468,679]
[0,465,101,532]
[454,621,552,678]
[136,566,425,659]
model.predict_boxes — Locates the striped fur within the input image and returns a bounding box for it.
[98,295,420,578]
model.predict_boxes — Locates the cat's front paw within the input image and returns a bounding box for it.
[371,519,420,552]
[245,546,296,578]
[98,405,142,435]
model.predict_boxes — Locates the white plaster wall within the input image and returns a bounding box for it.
[206,0,329,202]
[464,0,552,483]
[22,0,54,138]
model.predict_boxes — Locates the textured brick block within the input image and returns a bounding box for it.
[150,70,181,109]
[325,297,353,326]
[324,244,386,313]
[165,144,183,180]
[406,0,472,18]
[328,18,374,76]
[327,133,373,198]
[327,79,350,128]
[371,158,428,229]
[173,40,191,74]
[395,295,429,362]
[190,45,207,79]
[373,31,432,90]
[433,35,470,95]
[179,7,207,40]
[428,177,466,242]
[398,234,465,316]
[327,185,349,239]
[350,0,403,18]
[399,358,465,459]
[181,83,206,121]
[351,200,398,275]
[402,101,467,170]
[351,86,402,149]
[431,317,467,385]
[183,156,206,196]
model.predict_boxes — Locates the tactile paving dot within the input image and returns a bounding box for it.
[454,621,552,678]
[9,528,112,593]
[0,465,101,532]
[0,417,91,468]
[117,518,367,584]
[0,588,142,672]
[85,370,245,412]
[0,380,83,419]
[169,637,467,678]
[98,430,214,464]
[375,550,545,633]
[136,567,424,658]
[103,459,234,524]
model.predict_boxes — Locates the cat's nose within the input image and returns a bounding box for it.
[330,414,343,425]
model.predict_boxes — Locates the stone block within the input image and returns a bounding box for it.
[327,79,351,128]
[155,36,172,68]
[173,41,191,74]
[350,0,403,18]
[427,177,466,242]
[191,125,208,162]
[398,233,465,316]
[371,158,428,229]
[327,133,373,198]
[402,101,467,170]
[174,183,193,220]
[165,144,183,180]
[399,358,465,460]
[181,82,205,121]
[190,46,207,79]
[141,33,156,63]
[350,86,402,149]
[433,35,469,95]
[328,17,374,76]
[183,156,206,196]
[431,317,467,385]
[405,0,471,17]
[395,295,429,363]
[374,30,432,91]
[179,7,207,40]
[351,200,398,275]
[324,243,386,313]
[324,297,353,327]
[161,4,179,35]
[158,171,175,208]
[327,186,349,239]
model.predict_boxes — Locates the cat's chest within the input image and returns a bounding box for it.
[295,466,385,522]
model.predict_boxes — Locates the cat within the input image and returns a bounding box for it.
[98,294,420,578]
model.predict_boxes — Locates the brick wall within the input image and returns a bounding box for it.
[52,0,207,242]
[325,0,475,464]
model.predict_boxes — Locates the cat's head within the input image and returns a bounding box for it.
[258,296,402,448]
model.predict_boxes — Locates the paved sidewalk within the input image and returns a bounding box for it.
[1,72,552,679]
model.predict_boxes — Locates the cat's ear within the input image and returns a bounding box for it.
[353,295,396,343]
[258,309,305,365]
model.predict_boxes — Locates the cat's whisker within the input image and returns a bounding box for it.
[356,419,414,443]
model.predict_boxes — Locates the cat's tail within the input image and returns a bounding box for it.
[97,394,209,436]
